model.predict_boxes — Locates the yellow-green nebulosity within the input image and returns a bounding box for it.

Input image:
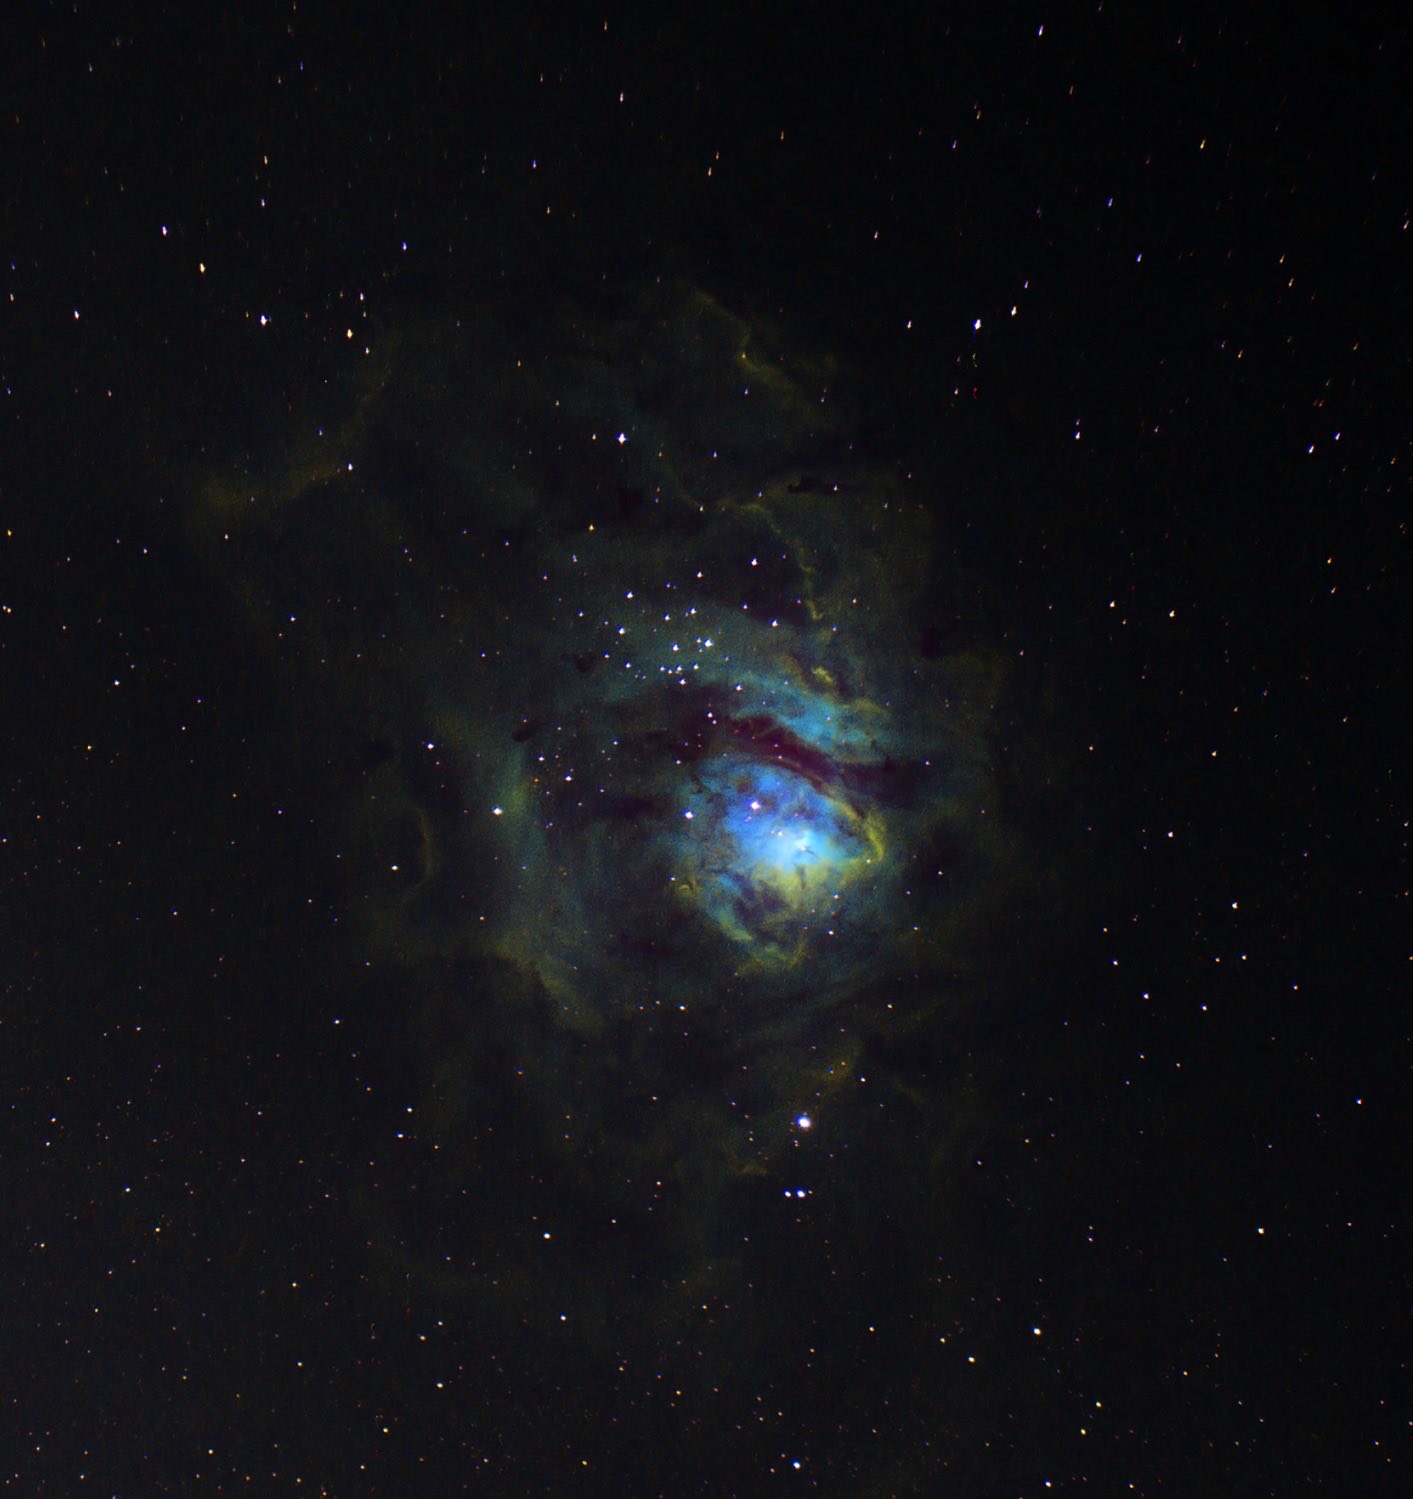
[190,285,1024,1358]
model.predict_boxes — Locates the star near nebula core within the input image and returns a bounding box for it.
[189,283,1030,1370]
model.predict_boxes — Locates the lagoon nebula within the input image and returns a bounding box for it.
[193,283,1029,1365]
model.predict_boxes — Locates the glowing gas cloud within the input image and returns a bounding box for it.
[190,283,1030,1352]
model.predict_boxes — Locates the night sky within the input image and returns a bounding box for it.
[3,5,1407,1494]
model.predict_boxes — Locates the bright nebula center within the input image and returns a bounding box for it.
[681,756,878,955]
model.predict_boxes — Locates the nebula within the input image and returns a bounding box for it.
[189,282,1028,1361]
[466,467,990,1044]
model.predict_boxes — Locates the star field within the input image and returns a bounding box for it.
[2,6,1406,1495]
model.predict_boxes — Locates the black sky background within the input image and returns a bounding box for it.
[3,3,1408,1494]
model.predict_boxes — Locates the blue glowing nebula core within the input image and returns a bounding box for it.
[681,757,877,952]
